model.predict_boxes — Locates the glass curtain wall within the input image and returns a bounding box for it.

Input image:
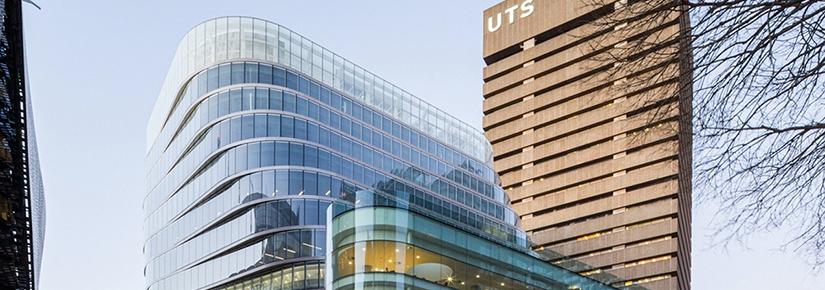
[145,17,518,290]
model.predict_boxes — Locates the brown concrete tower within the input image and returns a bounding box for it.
[482,1,692,289]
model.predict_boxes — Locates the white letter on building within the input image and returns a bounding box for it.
[487,13,502,32]
[521,0,535,18]
[505,5,519,24]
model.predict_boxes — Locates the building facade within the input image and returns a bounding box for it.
[482,1,692,290]
[0,0,45,290]
[145,16,618,290]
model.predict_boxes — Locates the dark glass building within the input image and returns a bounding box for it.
[0,1,45,290]
[145,16,617,290]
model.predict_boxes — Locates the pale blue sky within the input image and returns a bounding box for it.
[22,1,824,289]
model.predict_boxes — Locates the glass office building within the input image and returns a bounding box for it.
[0,1,46,290]
[145,16,615,290]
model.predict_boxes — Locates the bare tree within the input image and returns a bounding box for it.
[583,0,825,266]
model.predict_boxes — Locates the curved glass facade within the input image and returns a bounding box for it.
[146,16,615,290]
[145,17,527,290]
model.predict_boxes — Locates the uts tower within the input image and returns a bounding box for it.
[482,1,692,289]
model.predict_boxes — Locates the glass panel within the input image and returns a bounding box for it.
[275,142,289,166]
[289,170,303,195]
[242,115,254,139]
[261,141,275,167]
[304,200,319,225]
[281,116,294,138]
[269,90,283,111]
[254,114,268,137]
[318,174,331,197]
[303,146,317,169]
[289,143,303,166]
[275,170,289,197]
[255,88,269,109]
[267,115,280,137]
[231,62,245,84]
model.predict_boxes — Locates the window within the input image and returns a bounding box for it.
[231,63,245,84]
[319,107,330,124]
[296,97,308,116]
[318,149,331,172]
[294,119,307,140]
[230,117,242,143]
[208,96,218,120]
[242,88,254,111]
[262,171,275,197]
[284,92,297,112]
[255,88,269,109]
[303,172,317,196]
[218,64,231,87]
[307,122,319,143]
[207,67,219,91]
[342,99,351,114]
[272,232,287,260]
[229,89,242,112]
[250,172,262,196]
[317,207,329,235]
[275,170,289,196]
[242,115,254,139]
[299,77,309,95]
[259,64,273,84]
[275,142,289,166]
[219,121,230,148]
[281,116,294,138]
[267,115,280,138]
[362,109,373,126]
[341,117,351,135]
[289,171,303,195]
[306,259,322,288]
[352,103,362,121]
[274,67,286,87]
[392,140,401,156]
[197,72,208,96]
[247,142,260,169]
[269,90,283,111]
[330,112,340,130]
[286,230,300,259]
[331,92,342,110]
[286,71,298,89]
[353,124,363,142]
[308,101,319,120]
[381,117,392,133]
[330,153,342,174]
[289,143,303,166]
[304,146,318,169]
[361,127,373,144]
[300,229,315,258]
[391,120,400,137]
[254,114,268,137]
[261,141,275,167]
[245,63,259,83]
[319,127,330,147]
[236,144,248,171]
[372,113,381,130]
[318,174,331,197]
[309,82,320,99]
[330,177,342,199]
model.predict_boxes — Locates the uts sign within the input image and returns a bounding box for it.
[487,0,535,33]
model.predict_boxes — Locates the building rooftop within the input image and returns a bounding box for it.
[147,16,493,164]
